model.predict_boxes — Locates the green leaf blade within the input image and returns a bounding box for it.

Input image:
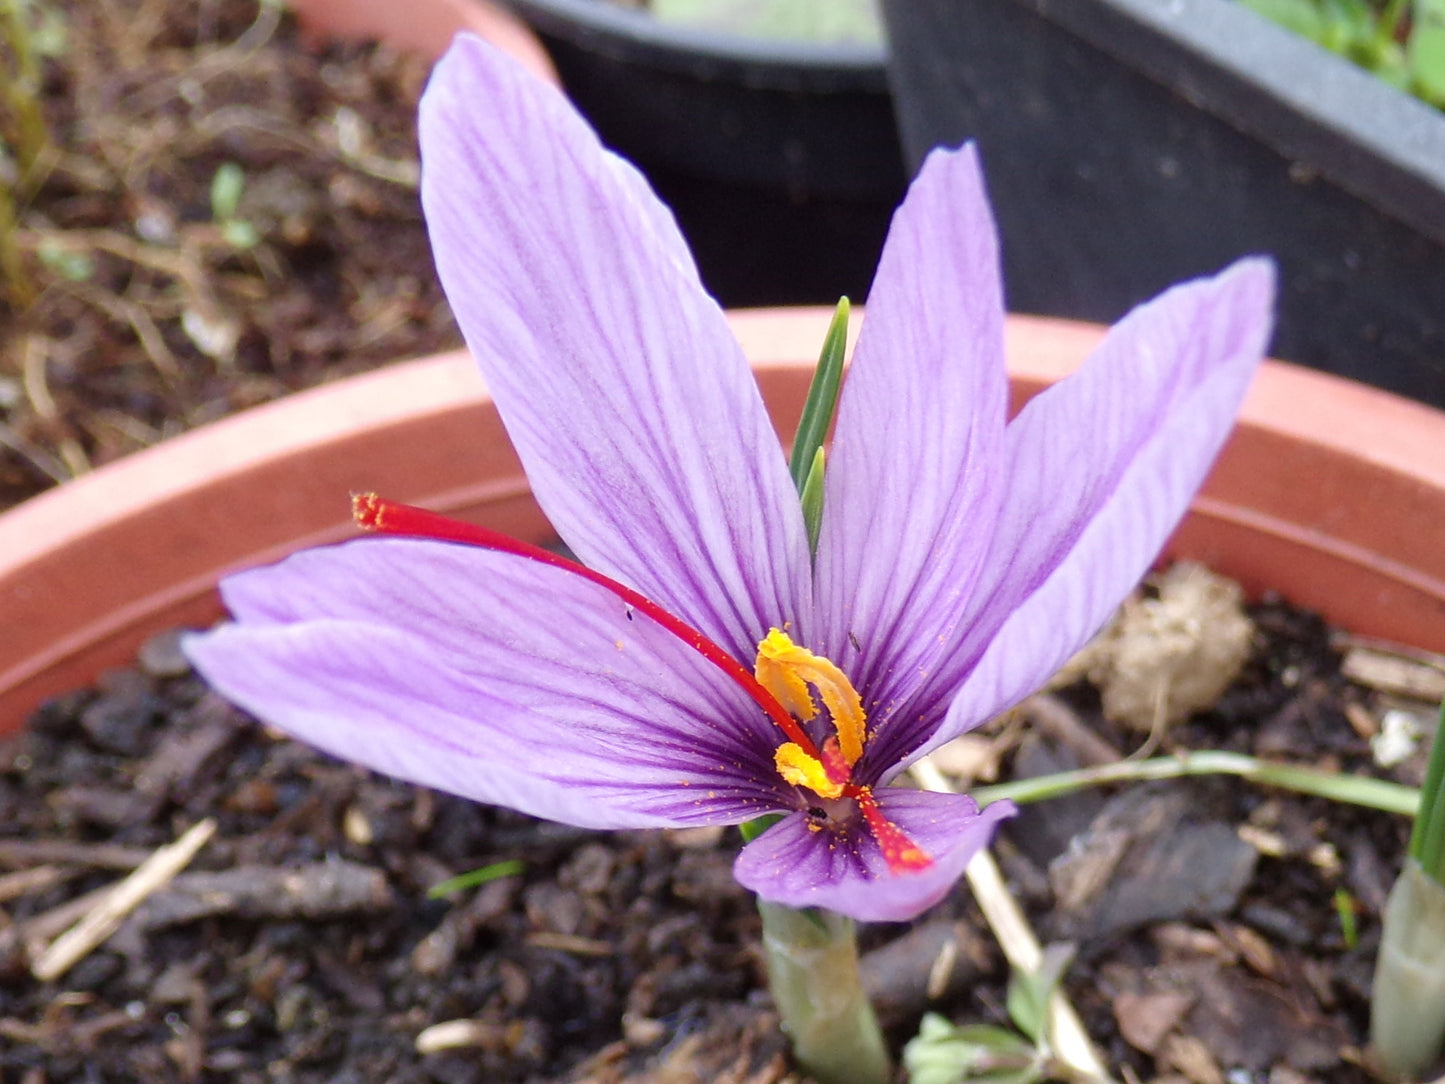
[788,298,849,492]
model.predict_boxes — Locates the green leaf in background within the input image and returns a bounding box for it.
[1239,0,1332,42]
[1004,942,1075,1046]
[648,0,882,45]
[210,161,246,223]
[1410,0,1445,104]
[903,1014,1041,1084]
[799,445,826,558]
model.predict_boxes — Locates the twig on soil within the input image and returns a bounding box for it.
[64,281,182,380]
[524,931,614,956]
[119,0,284,115]
[0,418,69,485]
[1337,638,1445,703]
[415,1018,515,1054]
[0,839,158,871]
[126,860,392,929]
[0,865,71,905]
[18,334,88,476]
[1,881,115,965]
[911,757,1118,1084]
[1022,695,1121,767]
[30,818,215,982]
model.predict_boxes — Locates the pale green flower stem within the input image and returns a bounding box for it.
[1371,701,1445,1078]
[757,901,892,1084]
[1371,858,1445,1078]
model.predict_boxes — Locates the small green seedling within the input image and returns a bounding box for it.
[425,859,525,899]
[210,162,260,250]
[904,944,1076,1084]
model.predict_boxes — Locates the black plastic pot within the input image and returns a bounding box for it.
[880,0,1445,406]
[499,0,907,308]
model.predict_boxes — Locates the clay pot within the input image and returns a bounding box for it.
[492,0,903,308]
[879,0,1445,408]
[289,0,559,82]
[4,308,1445,734]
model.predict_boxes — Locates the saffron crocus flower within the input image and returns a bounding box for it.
[185,35,1275,924]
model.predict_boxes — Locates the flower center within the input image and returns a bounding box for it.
[354,498,932,876]
[754,629,932,873]
[756,629,864,798]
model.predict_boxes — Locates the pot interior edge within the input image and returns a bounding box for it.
[5,349,1444,733]
[6,486,1441,735]
[0,488,554,737]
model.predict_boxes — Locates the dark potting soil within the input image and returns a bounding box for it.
[2,4,1438,1081]
[0,593,1434,1084]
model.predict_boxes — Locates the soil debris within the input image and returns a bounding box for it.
[1,0,460,513]
[1073,561,1256,735]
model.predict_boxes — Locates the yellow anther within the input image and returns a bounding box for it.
[754,628,819,722]
[774,742,845,800]
[754,628,867,766]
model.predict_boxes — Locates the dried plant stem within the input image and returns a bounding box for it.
[912,758,1117,1084]
[1,0,51,306]
[31,818,216,982]
[757,900,891,1084]
[0,185,33,308]
[1,0,49,177]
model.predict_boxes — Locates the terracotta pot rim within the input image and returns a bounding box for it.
[11,309,1441,567]
[289,0,560,83]
[4,307,1445,732]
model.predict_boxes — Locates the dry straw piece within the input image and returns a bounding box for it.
[30,818,216,982]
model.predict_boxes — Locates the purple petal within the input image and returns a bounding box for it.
[809,144,1008,770]
[419,36,811,661]
[185,538,799,829]
[733,788,1014,922]
[897,258,1277,768]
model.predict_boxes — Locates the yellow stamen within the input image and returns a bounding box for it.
[753,629,818,722]
[774,742,845,800]
[755,629,867,766]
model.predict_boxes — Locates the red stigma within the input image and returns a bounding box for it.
[351,495,821,759]
[819,737,852,788]
[855,787,934,873]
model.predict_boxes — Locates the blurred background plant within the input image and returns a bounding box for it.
[1241,0,1445,105]
[640,0,881,43]
[1,0,65,308]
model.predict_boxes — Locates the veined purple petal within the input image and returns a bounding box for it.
[185,538,799,829]
[810,144,1007,772]
[733,789,1014,922]
[419,35,811,662]
[889,258,1277,769]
